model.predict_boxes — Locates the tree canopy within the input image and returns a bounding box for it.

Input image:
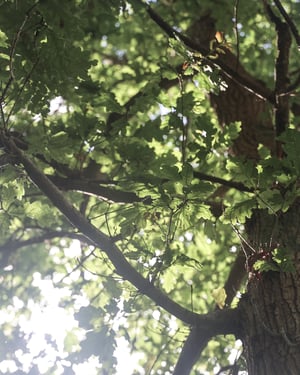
[0,0,299,374]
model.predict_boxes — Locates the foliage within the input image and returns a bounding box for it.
[0,0,299,374]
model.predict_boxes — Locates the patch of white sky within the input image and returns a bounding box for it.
[49,96,68,115]
[0,239,145,374]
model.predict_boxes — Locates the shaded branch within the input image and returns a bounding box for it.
[48,175,152,204]
[194,171,253,193]
[2,133,250,204]
[49,172,250,206]
[0,132,151,204]
[7,136,240,334]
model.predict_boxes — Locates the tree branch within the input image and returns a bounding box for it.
[0,231,89,269]
[174,251,246,375]
[49,172,250,206]
[6,137,240,335]
[48,175,152,204]
[263,0,292,156]
[142,1,274,104]
[194,171,253,193]
[223,251,246,306]
[273,0,300,50]
[173,327,211,375]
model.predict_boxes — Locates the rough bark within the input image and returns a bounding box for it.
[188,14,276,159]
[239,202,300,374]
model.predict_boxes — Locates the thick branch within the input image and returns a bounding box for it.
[7,138,240,334]
[50,172,250,205]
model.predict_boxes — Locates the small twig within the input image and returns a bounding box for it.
[9,17,28,80]
[6,57,40,127]
[0,101,7,129]
[148,329,180,375]
[0,77,13,104]
[0,1,40,130]
[233,0,241,71]
[178,74,187,166]
[57,247,96,284]
[8,1,39,79]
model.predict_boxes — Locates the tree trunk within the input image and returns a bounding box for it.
[239,201,300,374]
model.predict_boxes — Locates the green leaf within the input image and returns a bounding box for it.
[160,164,180,180]
[257,189,283,213]
[224,198,257,223]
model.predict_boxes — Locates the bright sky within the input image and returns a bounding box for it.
[0,271,143,374]
[0,231,143,374]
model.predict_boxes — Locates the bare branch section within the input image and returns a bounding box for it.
[6,137,240,334]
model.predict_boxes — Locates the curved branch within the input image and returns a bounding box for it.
[7,138,240,334]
